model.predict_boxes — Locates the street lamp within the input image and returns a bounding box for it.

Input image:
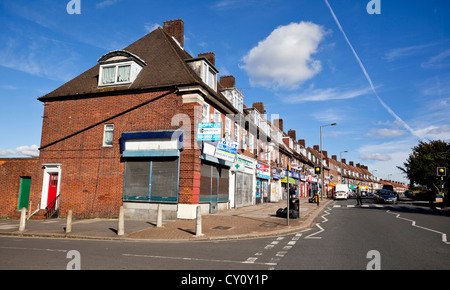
[320,123,337,198]
[340,150,348,184]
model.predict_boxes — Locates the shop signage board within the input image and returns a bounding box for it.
[214,139,238,162]
[197,123,222,141]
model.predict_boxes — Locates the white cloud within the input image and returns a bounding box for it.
[96,0,121,9]
[383,43,433,62]
[0,145,39,157]
[414,125,450,141]
[360,153,392,161]
[16,145,39,157]
[0,148,16,156]
[144,23,161,33]
[367,128,407,139]
[421,49,450,69]
[241,21,326,90]
[286,86,371,103]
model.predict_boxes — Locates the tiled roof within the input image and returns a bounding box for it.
[38,27,237,114]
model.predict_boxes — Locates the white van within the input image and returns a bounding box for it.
[334,184,349,200]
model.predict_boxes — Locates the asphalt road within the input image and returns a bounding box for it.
[1,198,449,271]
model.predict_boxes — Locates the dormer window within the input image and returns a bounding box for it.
[186,57,219,91]
[97,50,146,87]
[100,63,132,85]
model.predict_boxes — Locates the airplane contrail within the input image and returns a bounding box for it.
[324,0,421,139]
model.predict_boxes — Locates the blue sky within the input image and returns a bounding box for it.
[1,0,449,183]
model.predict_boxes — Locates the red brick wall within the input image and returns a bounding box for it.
[39,90,201,218]
[0,158,40,218]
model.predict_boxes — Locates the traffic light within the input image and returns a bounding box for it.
[315,166,321,175]
[437,167,446,176]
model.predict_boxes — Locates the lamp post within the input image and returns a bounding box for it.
[340,150,348,184]
[320,123,337,198]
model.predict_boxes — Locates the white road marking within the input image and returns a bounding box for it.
[386,210,450,245]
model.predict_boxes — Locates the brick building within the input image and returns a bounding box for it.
[0,19,382,220]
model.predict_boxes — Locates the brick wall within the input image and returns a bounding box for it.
[39,90,201,218]
[0,158,40,218]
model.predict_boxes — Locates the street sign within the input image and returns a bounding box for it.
[197,123,222,141]
[214,139,238,162]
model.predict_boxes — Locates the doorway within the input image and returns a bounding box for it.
[18,177,31,210]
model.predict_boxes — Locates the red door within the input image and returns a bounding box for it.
[47,173,58,209]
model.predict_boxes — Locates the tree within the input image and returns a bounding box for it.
[398,140,449,202]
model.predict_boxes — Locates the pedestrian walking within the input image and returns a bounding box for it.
[356,186,363,206]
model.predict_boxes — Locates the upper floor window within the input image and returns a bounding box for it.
[97,50,146,87]
[100,63,132,85]
[186,57,219,91]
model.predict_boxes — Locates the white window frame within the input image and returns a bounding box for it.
[225,117,231,140]
[103,124,114,147]
[234,124,240,143]
[202,103,210,123]
[214,108,221,124]
[98,61,133,86]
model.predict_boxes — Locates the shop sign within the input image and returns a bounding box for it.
[214,139,238,162]
[272,168,281,179]
[256,163,270,172]
[256,171,271,179]
[235,156,254,169]
[197,123,222,141]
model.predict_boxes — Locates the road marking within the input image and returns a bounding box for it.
[243,257,258,264]
[0,246,67,253]
[333,205,341,208]
[386,210,450,245]
[0,225,18,230]
[305,223,324,239]
[123,253,277,266]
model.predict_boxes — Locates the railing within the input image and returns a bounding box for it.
[45,195,60,219]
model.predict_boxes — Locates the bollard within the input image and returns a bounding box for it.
[19,207,27,232]
[156,204,163,227]
[66,210,73,234]
[118,206,124,236]
[195,205,204,237]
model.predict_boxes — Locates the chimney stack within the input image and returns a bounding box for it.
[332,155,337,161]
[313,145,320,151]
[220,75,235,89]
[198,52,215,66]
[274,119,283,132]
[288,129,296,141]
[253,102,265,115]
[163,19,184,48]
[298,139,306,148]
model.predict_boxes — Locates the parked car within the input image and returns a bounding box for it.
[374,189,398,204]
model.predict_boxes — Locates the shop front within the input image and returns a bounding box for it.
[256,163,271,204]
[231,154,255,208]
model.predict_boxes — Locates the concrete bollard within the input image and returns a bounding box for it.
[118,206,124,236]
[156,204,163,228]
[195,205,204,237]
[66,210,73,234]
[19,207,27,232]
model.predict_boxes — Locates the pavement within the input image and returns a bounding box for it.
[0,197,332,241]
